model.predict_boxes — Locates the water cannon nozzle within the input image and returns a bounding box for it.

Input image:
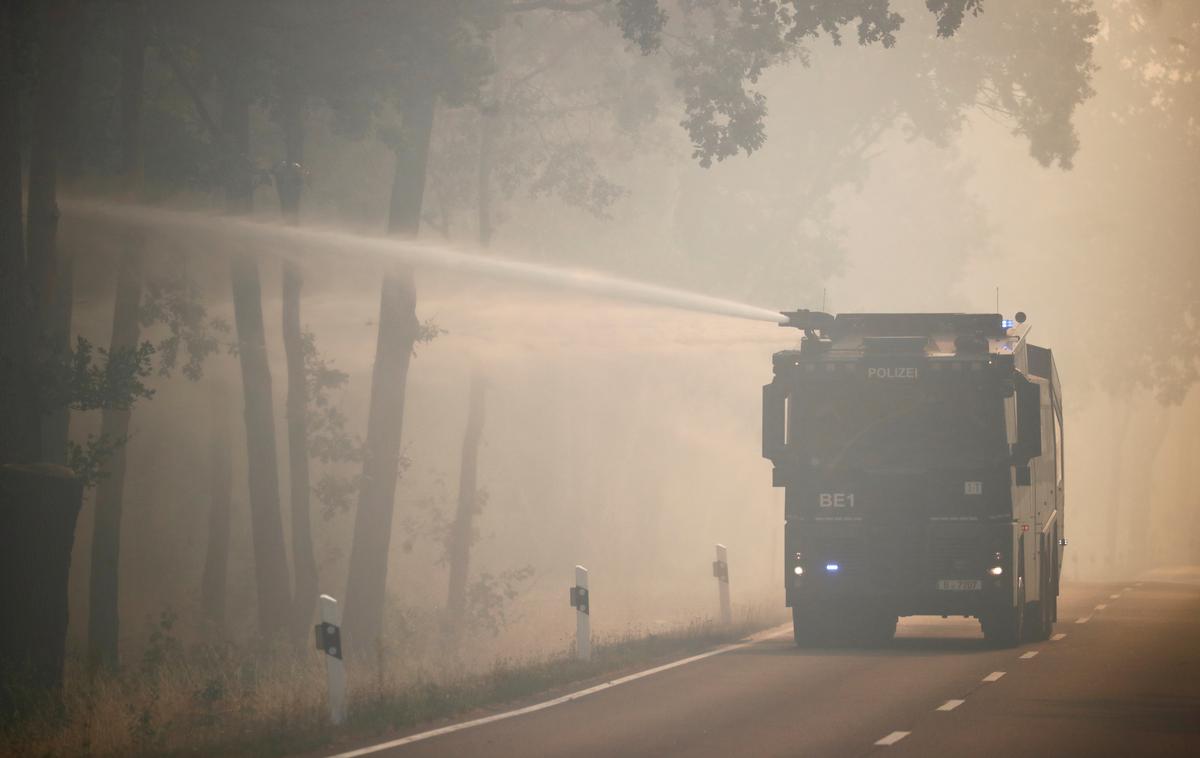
[780,309,835,335]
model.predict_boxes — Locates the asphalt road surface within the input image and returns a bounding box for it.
[329,579,1200,757]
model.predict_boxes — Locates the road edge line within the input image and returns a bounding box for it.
[327,624,792,757]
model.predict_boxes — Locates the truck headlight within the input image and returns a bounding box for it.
[793,565,804,576]
[989,566,1003,576]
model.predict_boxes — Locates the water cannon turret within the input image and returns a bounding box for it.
[779,309,835,336]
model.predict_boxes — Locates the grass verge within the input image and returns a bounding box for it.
[3,609,784,757]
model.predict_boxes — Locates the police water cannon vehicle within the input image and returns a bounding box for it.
[762,311,1064,646]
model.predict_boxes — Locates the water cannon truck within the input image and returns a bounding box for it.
[762,311,1064,646]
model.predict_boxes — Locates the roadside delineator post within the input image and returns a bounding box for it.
[713,544,732,626]
[314,594,347,725]
[570,565,591,661]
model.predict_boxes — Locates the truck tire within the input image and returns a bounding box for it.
[792,605,824,647]
[859,612,897,647]
[981,573,1025,647]
[1023,540,1054,642]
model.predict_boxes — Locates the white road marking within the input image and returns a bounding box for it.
[875,731,911,746]
[326,625,791,757]
[1135,582,1144,587]
[1110,593,1121,599]
[983,671,1006,682]
[1076,616,1091,624]
[1094,604,1107,610]
[1020,651,1038,659]
[1051,633,1067,641]
[937,699,965,711]
[1124,587,1133,592]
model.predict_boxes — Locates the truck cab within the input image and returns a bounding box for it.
[763,312,1064,646]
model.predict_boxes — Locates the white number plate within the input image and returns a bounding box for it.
[937,579,982,591]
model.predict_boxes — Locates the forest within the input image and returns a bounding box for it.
[0,1,1196,755]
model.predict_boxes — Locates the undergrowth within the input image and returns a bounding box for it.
[2,608,783,757]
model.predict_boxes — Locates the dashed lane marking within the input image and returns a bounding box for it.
[1124,587,1133,592]
[1110,593,1121,599]
[875,731,911,746]
[1020,651,1038,659]
[1076,616,1091,624]
[937,700,965,711]
[1051,633,1067,641]
[1095,604,1107,610]
[983,671,1006,682]
[325,625,791,757]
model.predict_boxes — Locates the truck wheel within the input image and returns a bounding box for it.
[860,613,897,647]
[792,606,824,647]
[1025,544,1053,642]
[1024,600,1047,642]
[981,575,1025,647]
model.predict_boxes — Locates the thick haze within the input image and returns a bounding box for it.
[51,0,1199,661]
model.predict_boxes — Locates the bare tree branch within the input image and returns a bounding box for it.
[154,43,226,150]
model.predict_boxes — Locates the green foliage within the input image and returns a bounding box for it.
[301,330,350,409]
[298,328,420,520]
[65,433,129,487]
[926,0,985,38]
[670,2,796,167]
[416,318,447,347]
[39,336,156,413]
[465,566,537,636]
[788,0,905,47]
[140,271,230,380]
[616,0,668,54]
[528,144,628,219]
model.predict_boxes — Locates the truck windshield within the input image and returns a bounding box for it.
[791,380,1008,472]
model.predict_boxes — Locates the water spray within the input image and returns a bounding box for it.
[63,199,788,326]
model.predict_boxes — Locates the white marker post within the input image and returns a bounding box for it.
[713,544,732,626]
[570,565,591,661]
[315,594,347,725]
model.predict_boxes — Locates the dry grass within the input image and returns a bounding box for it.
[3,606,784,757]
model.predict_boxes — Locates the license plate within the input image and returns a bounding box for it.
[937,579,982,591]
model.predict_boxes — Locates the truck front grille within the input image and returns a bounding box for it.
[926,523,985,578]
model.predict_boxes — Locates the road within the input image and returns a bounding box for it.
[329,579,1200,757]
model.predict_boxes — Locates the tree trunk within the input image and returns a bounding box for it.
[344,88,435,655]
[343,270,420,655]
[282,263,317,630]
[0,465,83,713]
[1129,405,1171,572]
[477,104,496,248]
[385,90,436,236]
[223,69,292,639]
[85,0,144,670]
[0,2,40,466]
[86,245,142,669]
[276,72,318,634]
[231,254,293,639]
[201,382,233,628]
[275,69,305,225]
[446,370,486,628]
[25,1,82,465]
[1181,412,1199,561]
[29,1,83,465]
[1104,401,1132,577]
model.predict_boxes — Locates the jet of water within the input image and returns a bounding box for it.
[64,199,789,325]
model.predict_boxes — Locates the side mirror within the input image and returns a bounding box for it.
[1012,376,1042,465]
